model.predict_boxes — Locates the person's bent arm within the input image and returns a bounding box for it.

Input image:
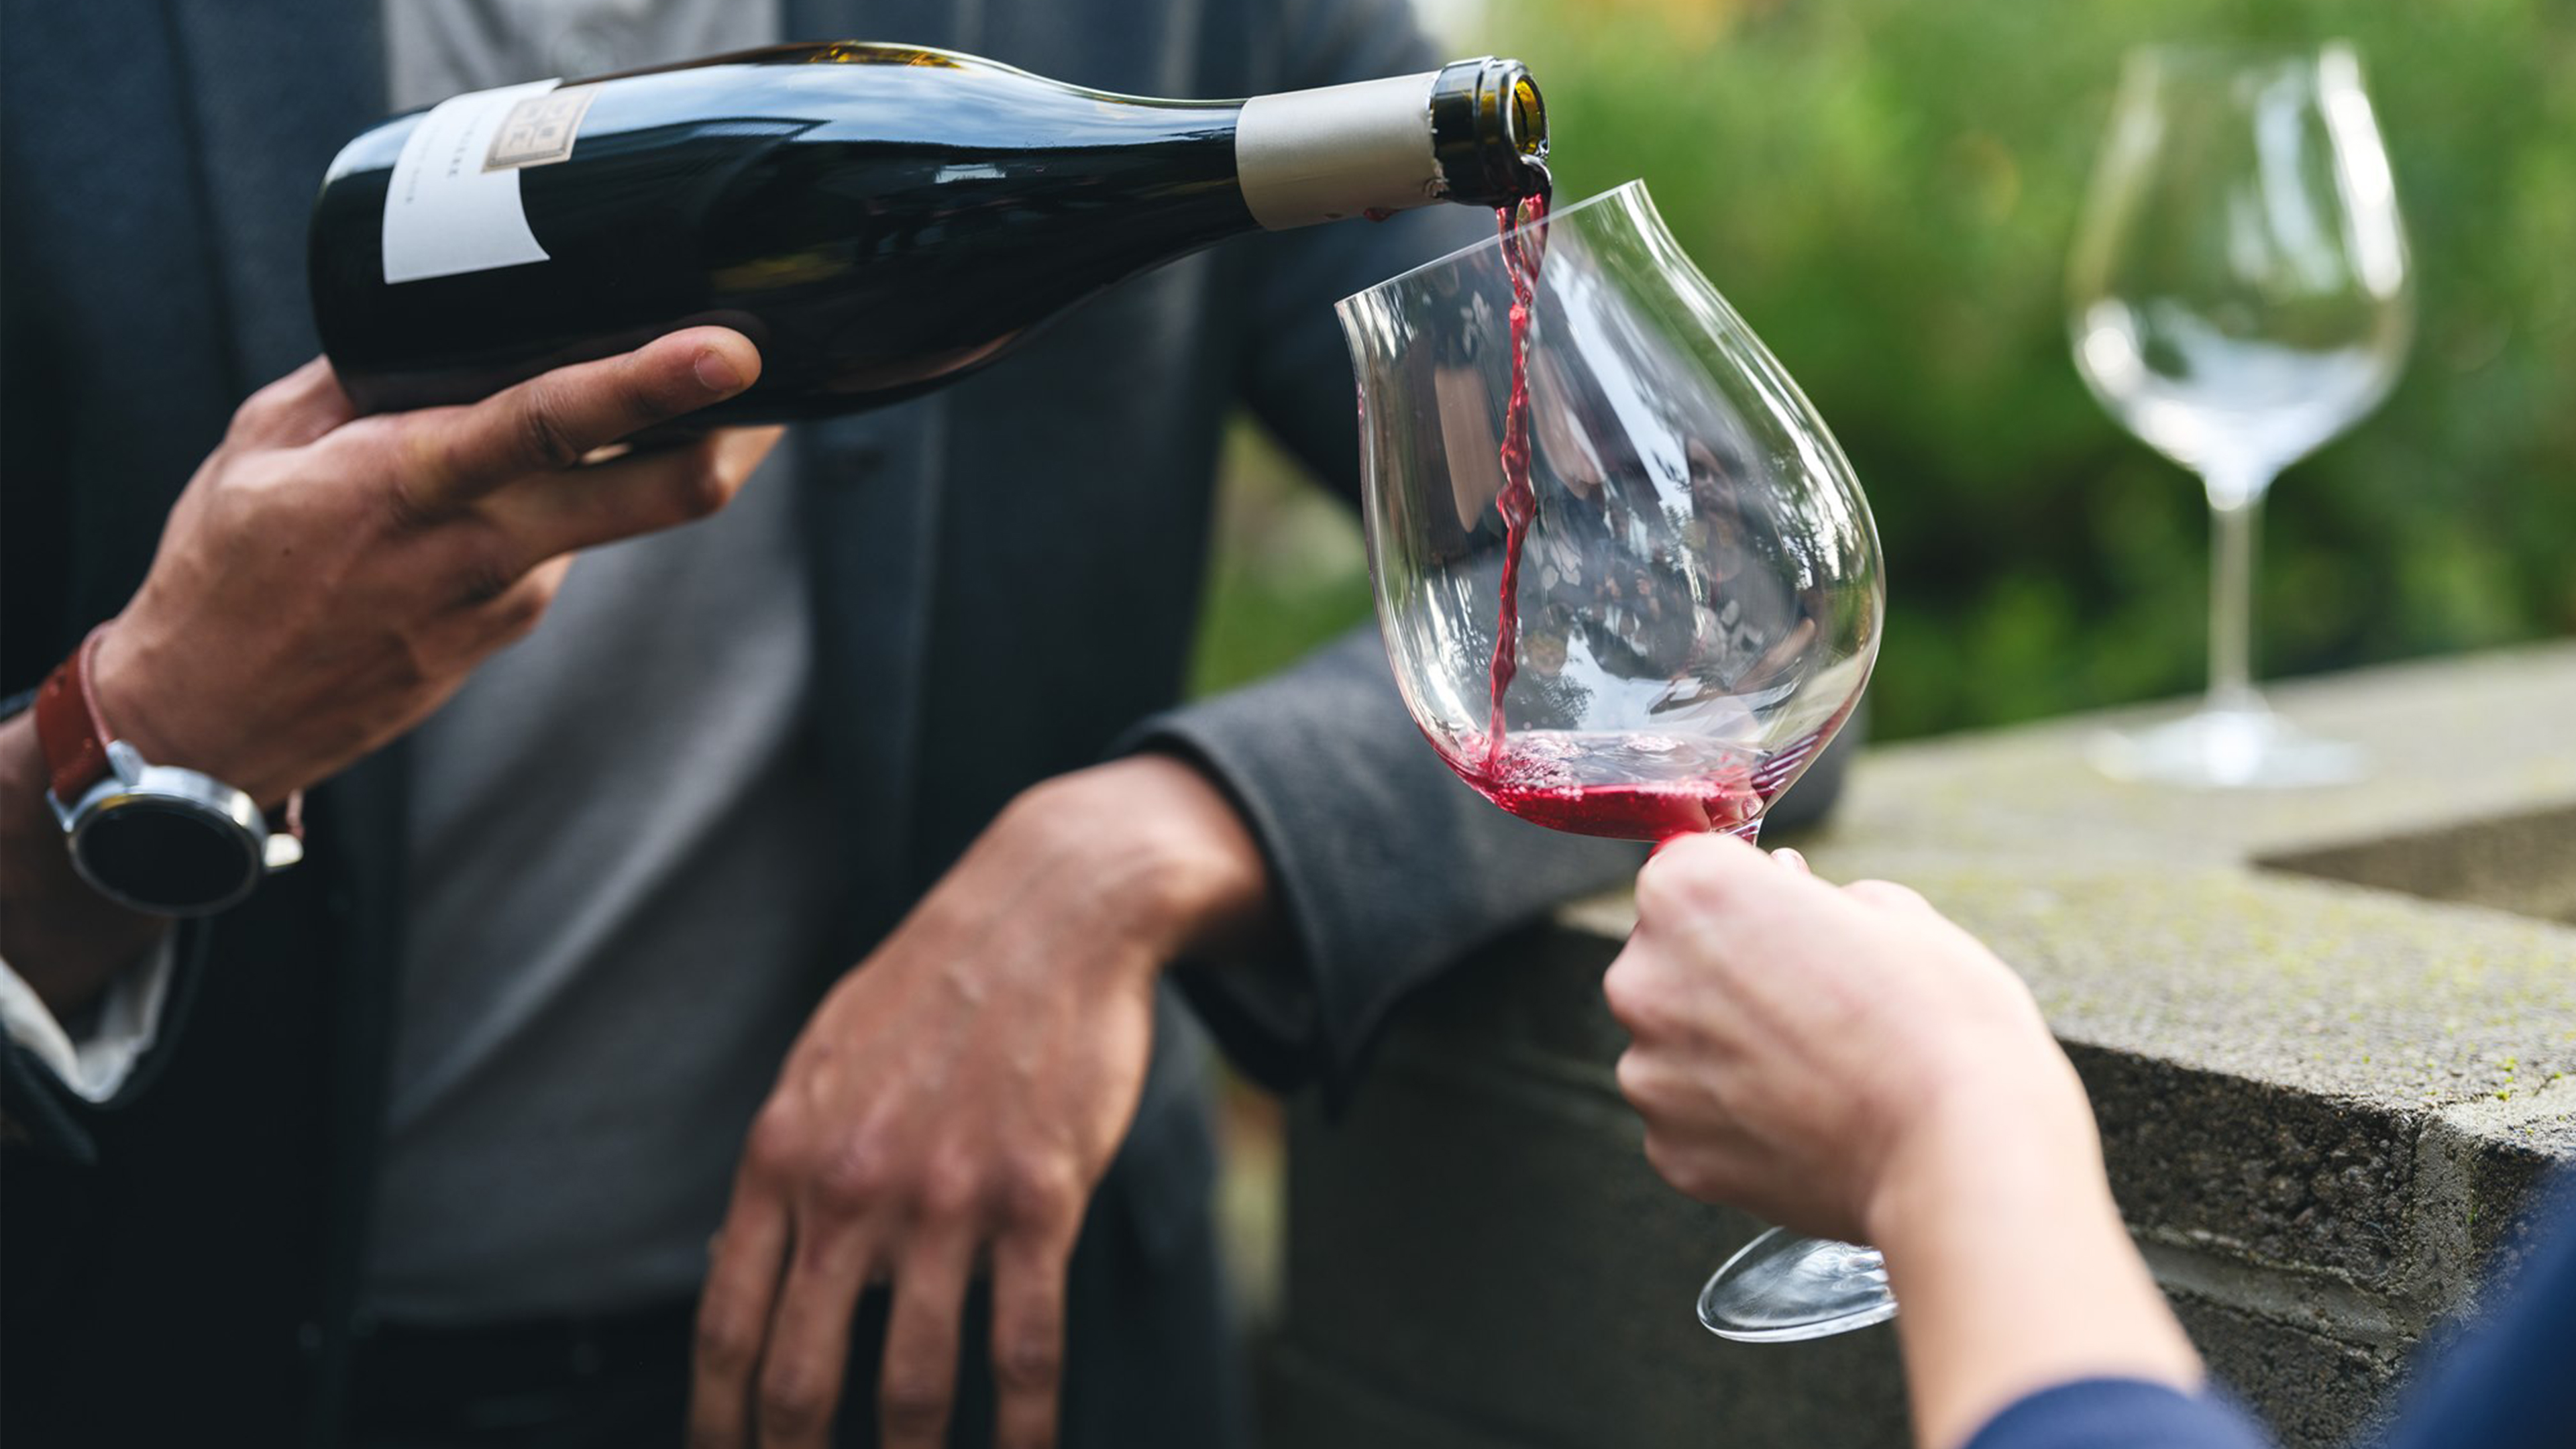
[1,331,772,1022]
[1603,838,2212,1449]
[1866,1031,2230,1449]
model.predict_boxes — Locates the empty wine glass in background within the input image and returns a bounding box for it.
[1339,180,1886,1341]
[2069,42,2412,788]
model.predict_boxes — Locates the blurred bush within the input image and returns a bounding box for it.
[1190,0,2576,739]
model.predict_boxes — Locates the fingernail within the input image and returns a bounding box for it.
[1772,847,1810,873]
[694,347,746,394]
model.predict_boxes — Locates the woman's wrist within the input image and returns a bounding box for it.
[1862,1055,2205,1449]
[1862,1053,2105,1258]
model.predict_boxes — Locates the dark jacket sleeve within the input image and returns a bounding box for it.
[1965,1179,2576,1449]
[0,688,213,1165]
[0,931,210,1167]
[2375,1175,2576,1449]
[1131,631,1644,1106]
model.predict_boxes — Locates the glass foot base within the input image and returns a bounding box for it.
[2088,706,2363,790]
[1697,1227,1896,1342]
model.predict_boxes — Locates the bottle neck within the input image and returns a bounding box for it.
[1232,59,1547,230]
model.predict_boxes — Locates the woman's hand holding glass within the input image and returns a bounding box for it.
[1607,841,2075,1244]
[1607,839,2202,1449]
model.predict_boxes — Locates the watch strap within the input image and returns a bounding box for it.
[34,627,113,806]
[33,624,307,857]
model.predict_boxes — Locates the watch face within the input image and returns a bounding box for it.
[74,797,262,914]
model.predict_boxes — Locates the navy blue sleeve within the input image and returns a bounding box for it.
[1966,1176,2576,1449]
[1966,1379,2273,1449]
[2374,1175,2576,1449]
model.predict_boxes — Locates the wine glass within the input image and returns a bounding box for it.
[2068,42,2412,788]
[1337,180,1886,1341]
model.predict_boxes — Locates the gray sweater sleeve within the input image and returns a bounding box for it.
[1130,628,1646,1105]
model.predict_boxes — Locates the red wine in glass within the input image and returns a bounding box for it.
[1441,727,1827,843]
[1468,182,1838,850]
[1472,182,1801,847]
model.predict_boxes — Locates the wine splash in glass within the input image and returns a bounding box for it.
[1340,180,1888,1341]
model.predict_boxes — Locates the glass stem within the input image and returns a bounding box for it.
[1652,819,1762,855]
[2202,466,2273,716]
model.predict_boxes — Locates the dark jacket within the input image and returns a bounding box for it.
[0,1,1844,1445]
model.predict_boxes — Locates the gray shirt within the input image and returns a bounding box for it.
[363,0,845,1322]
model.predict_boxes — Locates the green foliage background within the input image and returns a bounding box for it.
[1189,0,2576,739]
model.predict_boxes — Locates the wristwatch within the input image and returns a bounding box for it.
[34,626,303,916]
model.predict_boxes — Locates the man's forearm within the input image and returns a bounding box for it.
[0,712,170,1015]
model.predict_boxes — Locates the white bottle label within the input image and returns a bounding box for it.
[382,78,576,284]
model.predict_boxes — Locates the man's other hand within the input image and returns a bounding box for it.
[689,755,1273,1449]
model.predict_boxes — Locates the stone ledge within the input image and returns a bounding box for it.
[1280,1039,1911,1449]
[1268,645,2576,1449]
[2263,802,2576,927]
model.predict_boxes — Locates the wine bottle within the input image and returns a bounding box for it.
[308,42,1548,423]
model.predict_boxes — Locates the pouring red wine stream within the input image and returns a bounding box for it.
[1456,178,1816,845]
[1483,186,1550,767]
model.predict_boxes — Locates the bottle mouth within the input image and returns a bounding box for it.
[1506,73,1547,159]
[1431,57,1550,205]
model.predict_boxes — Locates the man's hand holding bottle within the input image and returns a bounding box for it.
[1,327,775,1007]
